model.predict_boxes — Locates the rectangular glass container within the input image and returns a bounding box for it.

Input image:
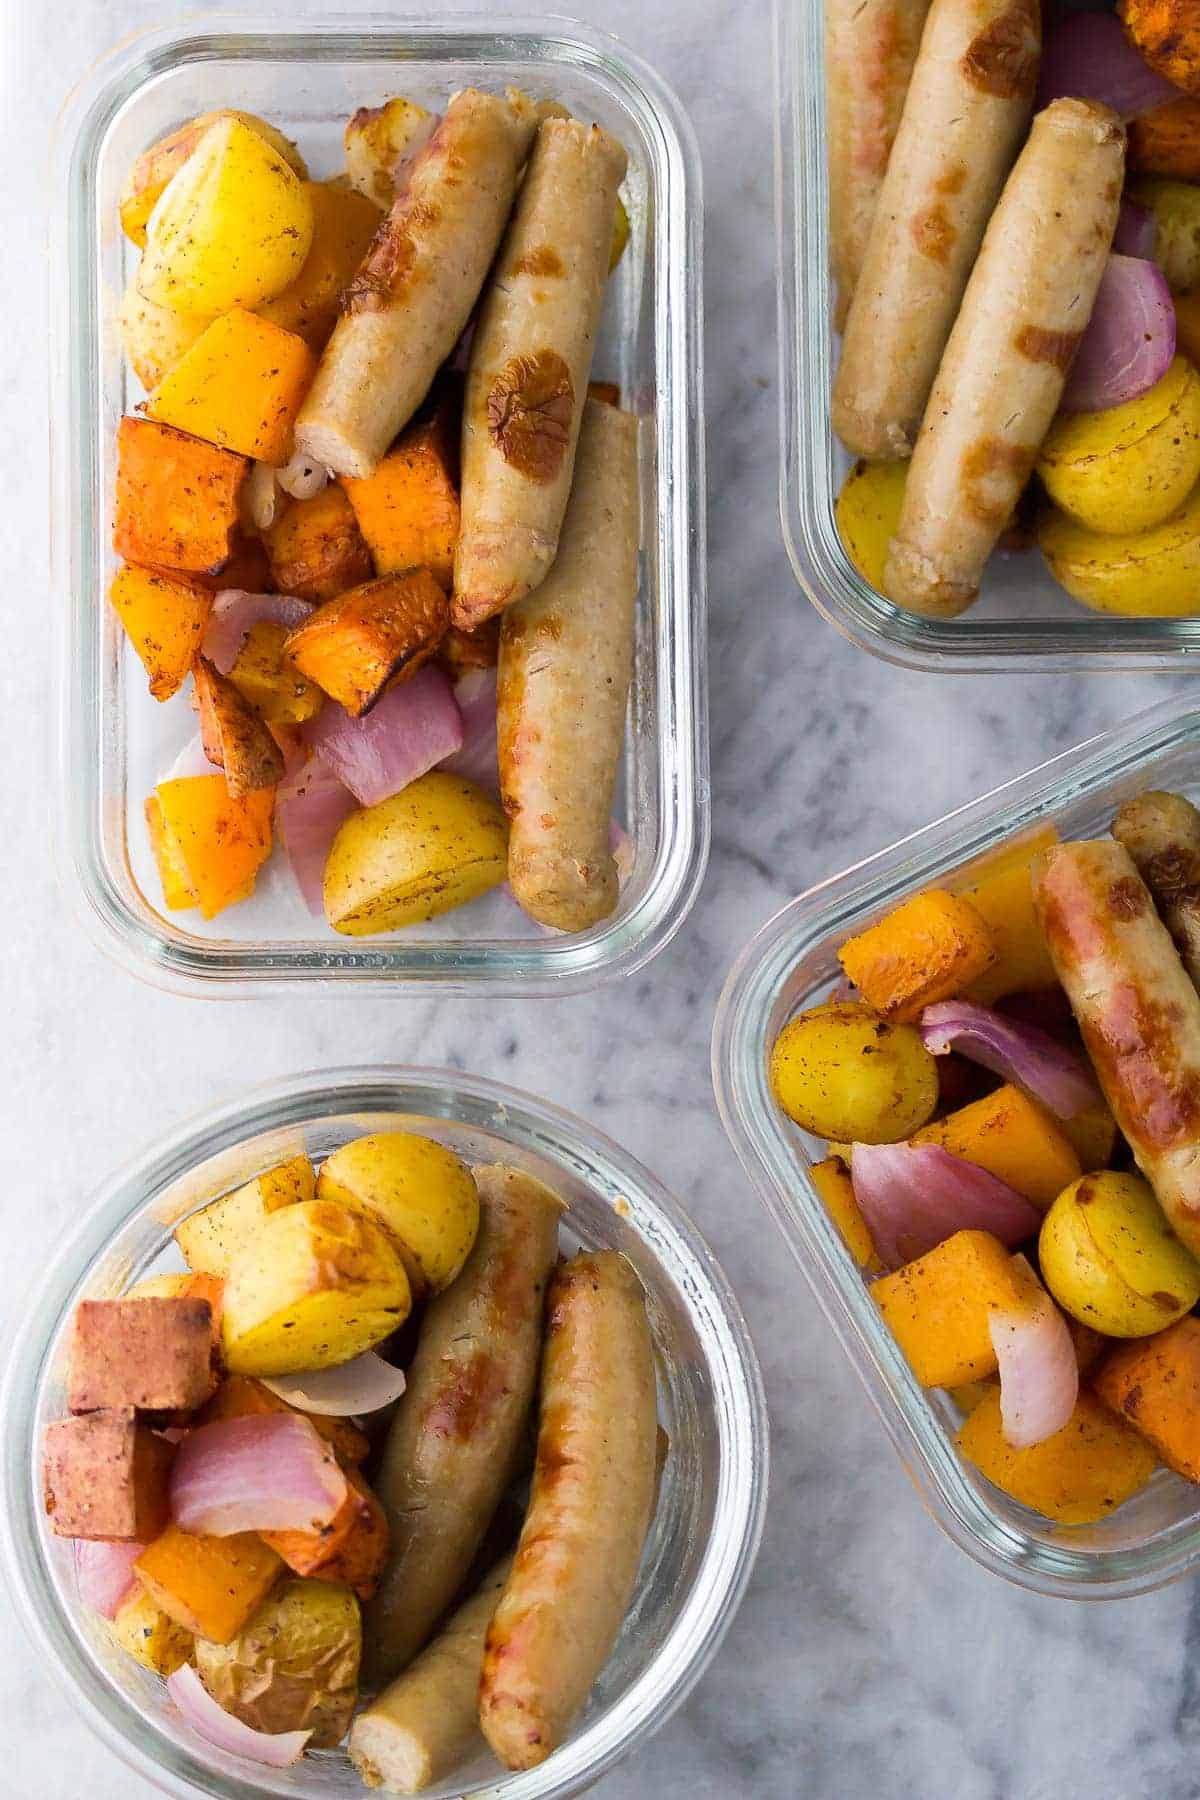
[53,14,706,993]
[774,0,1200,673]
[714,694,1200,1596]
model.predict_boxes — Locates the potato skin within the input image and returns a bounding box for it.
[834,459,907,592]
[316,1132,479,1298]
[120,109,307,247]
[195,1578,361,1748]
[118,275,212,389]
[343,96,434,209]
[1036,356,1200,536]
[1039,482,1200,616]
[1039,1171,1200,1336]
[769,1002,939,1144]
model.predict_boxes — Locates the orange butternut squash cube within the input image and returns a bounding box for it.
[1093,1317,1200,1481]
[810,1155,879,1271]
[872,1230,1029,1387]
[145,795,197,911]
[261,1468,387,1599]
[838,890,996,1023]
[153,775,274,919]
[198,1373,369,1468]
[1059,1101,1119,1174]
[257,180,383,351]
[957,1388,1157,1523]
[135,1525,281,1643]
[127,1271,224,1335]
[229,620,324,724]
[913,1084,1082,1210]
[265,484,374,603]
[339,409,460,590]
[147,310,317,464]
[113,415,247,575]
[109,563,213,702]
[958,825,1061,1003]
[283,569,449,715]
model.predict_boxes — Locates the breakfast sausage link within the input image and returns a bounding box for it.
[478,1250,658,1772]
[831,0,1040,461]
[294,89,538,480]
[1113,790,1200,993]
[1033,839,1200,1257]
[497,397,639,933]
[884,97,1125,618]
[362,1166,562,1687]
[825,0,933,332]
[453,117,628,629]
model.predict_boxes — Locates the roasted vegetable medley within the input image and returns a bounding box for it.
[44,1133,661,1786]
[771,789,1200,1525]
[111,89,640,937]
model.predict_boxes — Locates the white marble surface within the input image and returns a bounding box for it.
[4,1,1199,1796]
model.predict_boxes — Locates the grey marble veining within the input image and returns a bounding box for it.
[3,1,1197,1796]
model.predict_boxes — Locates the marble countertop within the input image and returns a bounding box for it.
[4,1,1197,1795]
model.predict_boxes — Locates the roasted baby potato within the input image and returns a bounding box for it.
[194,1578,361,1748]
[120,109,307,247]
[343,96,434,208]
[769,1002,939,1144]
[139,115,314,314]
[834,459,907,592]
[107,1586,193,1677]
[1036,357,1200,536]
[1127,177,1200,291]
[192,657,286,797]
[283,570,450,716]
[1039,1171,1200,1336]
[1039,483,1200,616]
[1120,0,1200,97]
[119,276,213,390]
[316,1132,480,1296]
[257,181,384,352]
[323,773,509,936]
[221,1198,413,1375]
[339,409,461,590]
[264,486,375,605]
[176,1155,315,1278]
[1130,97,1200,182]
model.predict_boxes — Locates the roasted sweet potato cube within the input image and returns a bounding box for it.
[145,794,197,910]
[197,1372,369,1466]
[257,179,384,351]
[282,569,449,715]
[43,1410,173,1541]
[1093,1317,1200,1480]
[228,621,324,724]
[261,1467,387,1599]
[339,410,460,589]
[192,656,286,797]
[113,415,247,575]
[109,564,213,701]
[135,1525,282,1642]
[264,484,374,603]
[69,1297,216,1414]
[1120,0,1200,101]
[838,890,996,1023]
[192,530,274,596]
[176,1155,316,1279]
[1130,97,1200,180]
[147,310,318,464]
[152,775,275,919]
[436,619,500,677]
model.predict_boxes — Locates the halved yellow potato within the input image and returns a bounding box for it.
[323,773,509,937]
[120,109,307,247]
[1039,1171,1200,1337]
[769,1002,939,1144]
[834,459,908,592]
[317,1133,479,1296]
[107,1587,193,1677]
[1039,483,1200,616]
[1036,356,1200,536]
[176,1155,316,1280]
[118,274,214,389]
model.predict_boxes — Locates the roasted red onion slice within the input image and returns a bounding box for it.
[304,665,463,807]
[1060,254,1175,413]
[75,1539,144,1620]
[262,1351,407,1416]
[202,590,314,675]
[277,758,358,915]
[168,1665,311,1767]
[853,1142,1041,1271]
[169,1414,347,1536]
[1036,12,1180,120]
[989,1255,1078,1450]
[439,667,498,790]
[1114,197,1156,260]
[919,999,1100,1119]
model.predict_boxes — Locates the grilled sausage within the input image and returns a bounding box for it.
[884,98,1124,617]
[478,1251,658,1772]
[825,0,933,330]
[497,398,639,933]
[452,118,628,629]
[1113,790,1200,992]
[350,1557,513,1794]
[294,90,538,480]
[1033,839,1200,1257]
[831,0,1040,460]
[363,1166,562,1686]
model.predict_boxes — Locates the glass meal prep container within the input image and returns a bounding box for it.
[0,1065,767,1800]
[713,693,1200,1598]
[774,0,1200,674]
[53,14,706,995]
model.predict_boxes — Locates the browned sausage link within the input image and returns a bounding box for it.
[883,98,1124,617]
[1114,791,1200,992]
[825,0,933,331]
[1033,840,1200,1255]
[362,1167,562,1687]
[478,1251,658,1772]
[294,90,538,480]
[831,0,1039,460]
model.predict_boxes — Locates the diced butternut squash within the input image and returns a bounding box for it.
[192,531,274,596]
[283,570,449,715]
[261,1468,388,1600]
[810,1155,880,1271]
[913,1084,1082,1210]
[127,1271,224,1333]
[147,310,317,464]
[872,1230,1029,1387]
[228,620,324,724]
[176,1155,315,1279]
[1059,1101,1120,1174]
[197,1372,369,1467]
[265,484,374,604]
[153,775,274,919]
[135,1526,282,1643]
[339,410,460,590]
[107,1587,192,1677]
[113,415,247,575]
[192,656,286,797]
[957,1388,1157,1523]
[838,890,996,1023]
[1068,1317,1107,1375]
[109,563,212,701]
[1093,1317,1200,1481]
[959,825,1061,1004]
[145,795,197,911]
[257,180,384,351]
[946,1379,996,1414]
